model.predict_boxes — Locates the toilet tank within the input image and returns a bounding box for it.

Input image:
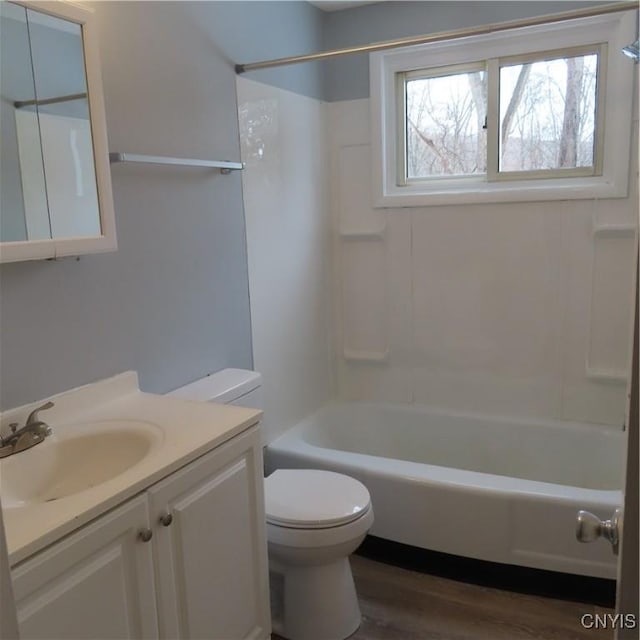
[167,368,263,409]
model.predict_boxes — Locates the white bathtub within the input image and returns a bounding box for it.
[266,403,624,578]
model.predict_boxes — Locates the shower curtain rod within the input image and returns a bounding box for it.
[235,1,636,74]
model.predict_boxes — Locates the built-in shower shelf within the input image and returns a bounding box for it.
[343,348,390,364]
[585,366,628,384]
[339,228,386,241]
[586,223,635,386]
[109,153,244,173]
[592,224,636,238]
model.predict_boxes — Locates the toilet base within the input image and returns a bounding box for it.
[271,557,361,640]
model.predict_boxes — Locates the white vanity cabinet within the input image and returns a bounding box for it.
[10,425,270,640]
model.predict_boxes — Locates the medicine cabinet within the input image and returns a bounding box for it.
[0,0,116,262]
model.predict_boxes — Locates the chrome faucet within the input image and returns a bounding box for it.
[0,401,54,458]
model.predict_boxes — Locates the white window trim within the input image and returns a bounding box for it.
[370,12,636,207]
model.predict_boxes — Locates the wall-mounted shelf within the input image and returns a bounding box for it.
[109,153,244,173]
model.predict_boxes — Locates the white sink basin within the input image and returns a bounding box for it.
[1,420,163,508]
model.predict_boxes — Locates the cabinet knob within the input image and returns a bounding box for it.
[138,527,153,542]
[159,512,173,527]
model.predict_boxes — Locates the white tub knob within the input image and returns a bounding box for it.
[576,508,622,555]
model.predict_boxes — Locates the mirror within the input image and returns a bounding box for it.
[0,0,115,262]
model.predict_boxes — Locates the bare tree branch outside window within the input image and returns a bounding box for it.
[499,53,597,172]
[404,52,598,180]
[406,70,487,178]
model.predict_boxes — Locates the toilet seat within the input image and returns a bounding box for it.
[265,469,371,529]
[267,506,374,549]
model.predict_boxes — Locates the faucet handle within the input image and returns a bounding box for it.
[0,423,19,446]
[25,401,55,425]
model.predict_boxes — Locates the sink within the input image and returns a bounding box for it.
[0,420,163,508]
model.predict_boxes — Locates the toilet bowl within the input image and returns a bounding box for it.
[265,469,373,640]
[169,369,373,640]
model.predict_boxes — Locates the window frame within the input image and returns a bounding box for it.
[370,11,636,207]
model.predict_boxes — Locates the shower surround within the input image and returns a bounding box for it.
[238,75,636,575]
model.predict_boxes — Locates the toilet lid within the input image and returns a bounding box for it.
[264,469,371,529]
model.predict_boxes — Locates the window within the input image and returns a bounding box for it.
[403,64,488,180]
[498,50,600,176]
[371,12,635,206]
[400,48,601,183]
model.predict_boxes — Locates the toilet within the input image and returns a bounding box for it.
[265,468,373,640]
[169,368,374,640]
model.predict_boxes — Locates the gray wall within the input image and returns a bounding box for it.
[0,1,325,410]
[185,1,325,101]
[323,1,608,101]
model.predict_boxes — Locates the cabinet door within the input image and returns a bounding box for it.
[148,425,270,640]
[12,495,158,639]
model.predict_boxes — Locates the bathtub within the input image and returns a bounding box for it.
[266,403,624,579]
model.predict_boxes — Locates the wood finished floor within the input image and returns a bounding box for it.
[273,555,613,640]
